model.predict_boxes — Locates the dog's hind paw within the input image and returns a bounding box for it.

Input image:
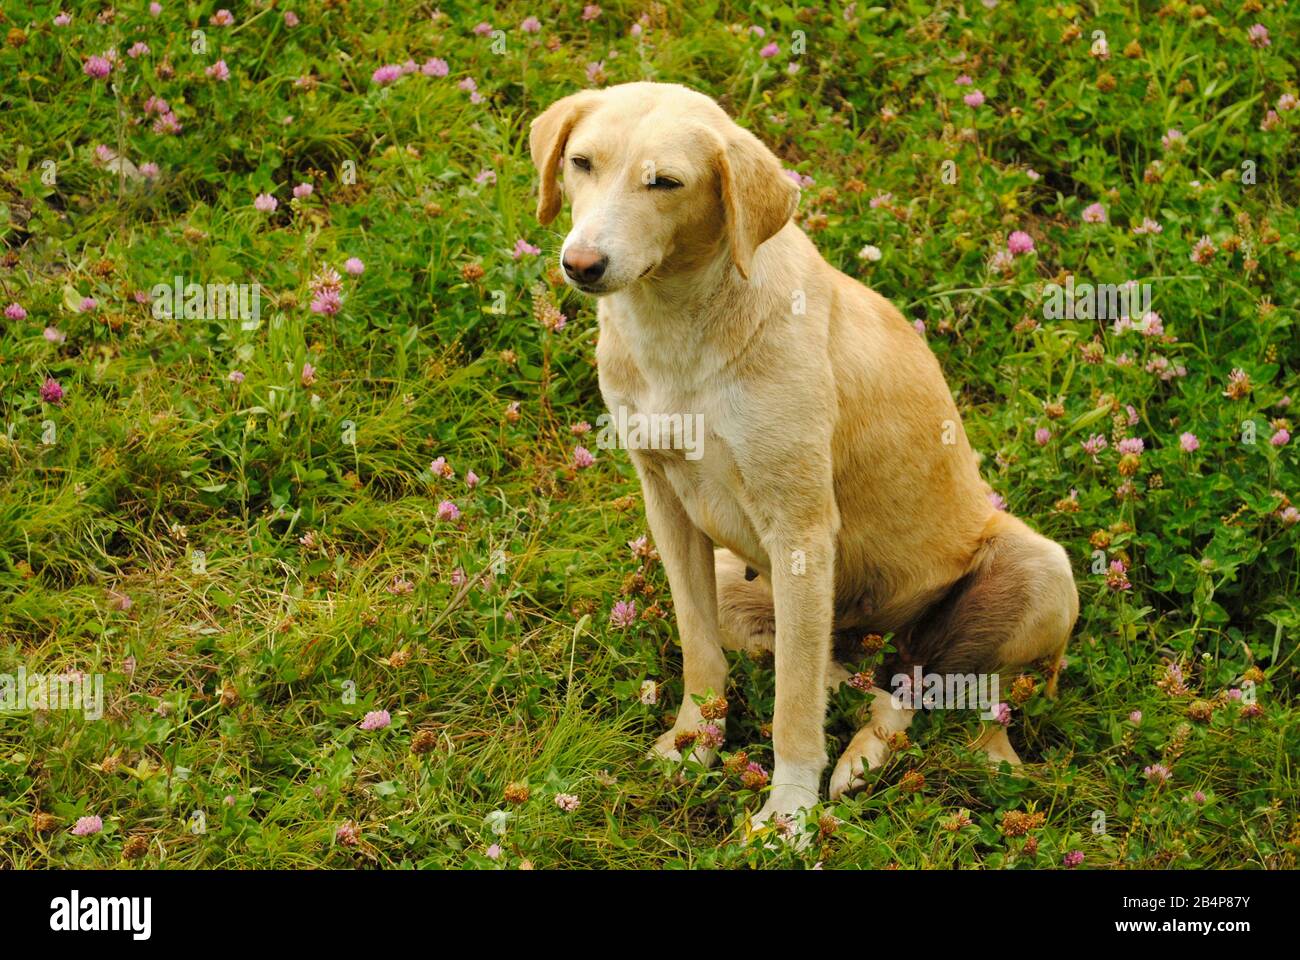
[828,726,892,799]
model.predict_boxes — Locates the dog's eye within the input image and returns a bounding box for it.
[649,177,683,190]
[570,156,591,172]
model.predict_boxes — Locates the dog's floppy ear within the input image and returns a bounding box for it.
[714,127,799,279]
[529,91,597,224]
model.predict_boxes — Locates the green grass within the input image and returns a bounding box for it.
[0,0,1297,869]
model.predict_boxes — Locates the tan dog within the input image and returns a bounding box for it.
[530,83,1078,835]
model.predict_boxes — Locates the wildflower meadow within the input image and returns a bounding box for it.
[0,1,1297,872]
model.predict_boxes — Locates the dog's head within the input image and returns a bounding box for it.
[529,82,799,294]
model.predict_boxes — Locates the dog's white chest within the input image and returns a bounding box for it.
[597,380,766,568]
[594,306,771,568]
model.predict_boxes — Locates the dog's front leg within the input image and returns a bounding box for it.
[632,453,728,765]
[749,515,837,842]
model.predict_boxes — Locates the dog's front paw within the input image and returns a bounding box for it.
[648,721,724,767]
[744,786,820,850]
[744,757,823,849]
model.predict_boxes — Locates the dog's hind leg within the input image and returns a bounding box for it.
[829,512,1077,789]
[908,510,1077,767]
[715,548,776,654]
[969,514,1076,766]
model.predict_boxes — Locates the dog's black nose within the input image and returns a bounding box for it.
[562,248,608,284]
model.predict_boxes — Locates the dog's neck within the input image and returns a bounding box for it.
[602,246,768,387]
